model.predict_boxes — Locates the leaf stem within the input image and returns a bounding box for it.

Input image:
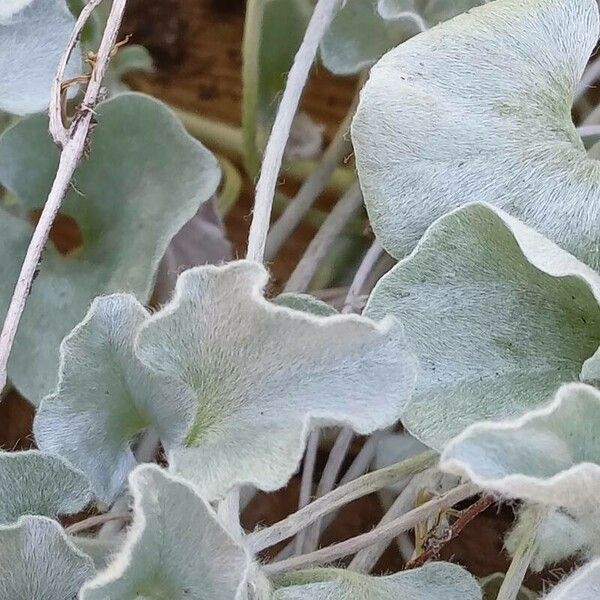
[246,0,343,263]
[241,0,265,178]
[0,0,128,394]
[284,183,364,292]
[496,505,545,600]
[264,482,479,575]
[248,450,437,553]
[264,92,357,260]
[66,512,131,535]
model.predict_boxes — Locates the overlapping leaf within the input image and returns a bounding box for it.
[0,516,95,599]
[136,260,417,500]
[34,295,193,504]
[441,383,600,513]
[365,203,600,450]
[320,0,421,75]
[352,0,600,270]
[0,0,80,115]
[80,465,251,600]
[273,292,338,316]
[544,559,600,600]
[0,450,91,524]
[273,562,482,599]
[0,92,220,404]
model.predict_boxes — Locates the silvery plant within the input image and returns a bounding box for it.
[0,0,599,598]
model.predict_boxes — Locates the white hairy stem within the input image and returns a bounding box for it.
[246,0,342,263]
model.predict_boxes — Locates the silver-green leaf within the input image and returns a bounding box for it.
[352,0,600,269]
[136,260,416,500]
[0,0,81,115]
[365,203,600,450]
[80,465,251,600]
[0,516,95,599]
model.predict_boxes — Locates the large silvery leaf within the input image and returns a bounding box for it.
[365,203,600,450]
[273,562,482,599]
[136,260,417,500]
[377,0,484,24]
[81,465,251,600]
[352,0,600,270]
[0,450,91,523]
[34,295,194,504]
[320,0,421,75]
[440,383,600,513]
[0,516,95,599]
[544,559,600,600]
[0,92,220,404]
[0,0,81,115]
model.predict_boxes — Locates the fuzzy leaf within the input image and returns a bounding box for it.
[0,515,95,599]
[441,383,600,512]
[136,260,417,500]
[365,203,600,450]
[0,450,91,524]
[0,92,220,404]
[545,559,600,600]
[273,562,482,599]
[352,0,600,270]
[34,295,193,504]
[80,465,251,600]
[273,292,338,316]
[0,0,80,115]
[320,0,421,75]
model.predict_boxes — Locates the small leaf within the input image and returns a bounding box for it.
[440,383,600,512]
[0,0,81,115]
[273,562,482,599]
[34,295,193,504]
[365,203,600,449]
[480,573,536,600]
[80,465,251,600]
[0,450,91,524]
[136,260,417,500]
[0,92,220,404]
[352,0,600,269]
[544,559,600,600]
[273,292,338,316]
[321,0,421,75]
[0,515,95,599]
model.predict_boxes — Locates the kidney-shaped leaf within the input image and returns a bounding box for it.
[80,465,251,600]
[352,0,600,269]
[441,383,600,513]
[0,92,220,404]
[0,450,91,524]
[544,559,600,600]
[365,203,600,450]
[320,0,421,75]
[0,515,95,599]
[273,562,482,599]
[136,260,417,500]
[0,0,80,115]
[34,295,194,504]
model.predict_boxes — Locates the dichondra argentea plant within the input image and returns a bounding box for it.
[0,0,599,598]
